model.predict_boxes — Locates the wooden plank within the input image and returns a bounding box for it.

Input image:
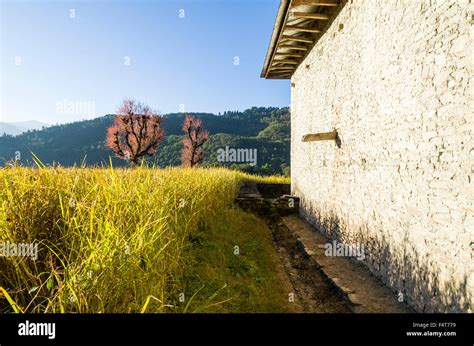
[267,75,291,79]
[268,75,293,79]
[271,66,296,70]
[284,25,321,33]
[292,12,330,20]
[269,73,294,77]
[302,130,338,142]
[272,59,299,64]
[291,0,339,7]
[281,35,314,43]
[274,52,304,57]
[278,44,308,51]
[269,72,293,77]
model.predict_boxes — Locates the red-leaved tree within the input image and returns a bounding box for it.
[106,99,164,166]
[181,115,209,167]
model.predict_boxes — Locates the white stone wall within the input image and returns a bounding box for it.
[291,0,473,312]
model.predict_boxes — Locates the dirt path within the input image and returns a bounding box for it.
[237,182,351,313]
[267,214,351,313]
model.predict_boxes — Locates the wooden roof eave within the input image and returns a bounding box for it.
[261,0,343,80]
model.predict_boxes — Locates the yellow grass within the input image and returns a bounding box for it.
[0,166,289,313]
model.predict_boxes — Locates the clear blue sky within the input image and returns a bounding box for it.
[0,0,289,124]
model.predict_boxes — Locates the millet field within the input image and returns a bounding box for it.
[0,166,290,313]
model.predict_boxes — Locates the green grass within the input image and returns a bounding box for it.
[238,172,290,185]
[0,166,289,313]
[177,208,289,313]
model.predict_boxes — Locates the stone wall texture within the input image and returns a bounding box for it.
[290,0,473,312]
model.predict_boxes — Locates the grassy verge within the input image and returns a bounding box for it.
[238,172,290,185]
[0,166,289,313]
[176,207,289,313]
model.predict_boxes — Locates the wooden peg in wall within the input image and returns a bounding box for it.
[302,130,338,142]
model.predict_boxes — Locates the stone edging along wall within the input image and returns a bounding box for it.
[290,0,472,312]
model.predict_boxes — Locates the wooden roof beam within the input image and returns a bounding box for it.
[270,70,295,75]
[281,35,314,43]
[272,59,299,65]
[278,44,308,51]
[291,0,339,7]
[269,71,293,74]
[267,75,291,79]
[271,66,296,70]
[273,60,299,66]
[292,12,330,20]
[274,52,304,57]
[284,25,321,33]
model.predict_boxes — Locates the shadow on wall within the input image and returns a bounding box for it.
[295,184,471,313]
[335,132,342,149]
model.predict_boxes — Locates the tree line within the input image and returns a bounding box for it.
[0,104,290,175]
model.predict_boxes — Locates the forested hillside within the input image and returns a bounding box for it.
[0,107,290,175]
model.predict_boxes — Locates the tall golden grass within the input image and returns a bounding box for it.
[0,166,288,313]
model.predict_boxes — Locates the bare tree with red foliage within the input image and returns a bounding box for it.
[181,115,209,167]
[106,99,164,166]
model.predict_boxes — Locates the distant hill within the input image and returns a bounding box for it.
[0,107,290,175]
[0,120,49,136]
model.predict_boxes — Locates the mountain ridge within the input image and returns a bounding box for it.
[0,107,290,175]
[0,120,50,136]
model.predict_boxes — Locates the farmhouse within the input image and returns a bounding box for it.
[262,0,472,312]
